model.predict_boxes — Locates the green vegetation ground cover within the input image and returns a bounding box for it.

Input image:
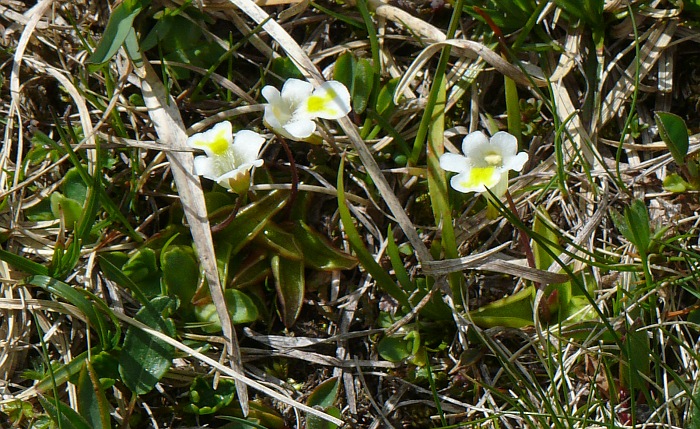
[3,0,700,427]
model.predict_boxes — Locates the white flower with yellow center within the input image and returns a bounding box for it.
[187,121,265,193]
[261,78,351,141]
[439,131,528,198]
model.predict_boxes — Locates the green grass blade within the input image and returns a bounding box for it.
[28,275,111,349]
[337,157,410,309]
[0,249,49,276]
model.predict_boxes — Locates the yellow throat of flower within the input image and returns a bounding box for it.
[203,129,230,155]
[460,166,498,189]
[306,89,338,115]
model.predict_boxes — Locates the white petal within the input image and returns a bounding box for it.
[263,111,287,137]
[439,153,469,173]
[502,151,528,172]
[187,121,233,156]
[280,78,314,106]
[263,87,289,132]
[261,85,281,103]
[304,81,351,119]
[230,130,266,165]
[217,167,247,183]
[489,131,518,156]
[461,131,490,156]
[193,155,218,181]
[489,174,509,199]
[284,119,316,140]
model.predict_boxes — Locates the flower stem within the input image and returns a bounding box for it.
[278,136,299,216]
[504,190,536,272]
[211,195,244,233]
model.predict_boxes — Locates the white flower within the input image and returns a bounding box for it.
[187,121,265,193]
[261,78,351,141]
[439,131,528,198]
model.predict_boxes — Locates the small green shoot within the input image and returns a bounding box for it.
[655,112,700,191]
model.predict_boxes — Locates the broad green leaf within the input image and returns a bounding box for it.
[377,336,413,362]
[213,190,288,255]
[256,222,303,261]
[337,158,410,309]
[161,245,199,311]
[333,52,374,113]
[74,170,97,234]
[205,191,236,213]
[38,395,92,429]
[292,221,358,271]
[271,255,305,328]
[87,0,144,69]
[230,253,271,289]
[148,12,224,79]
[308,407,341,429]
[307,377,339,408]
[306,377,340,429]
[122,26,143,68]
[376,78,399,116]
[333,52,353,93]
[468,286,535,328]
[62,167,88,204]
[119,296,176,395]
[561,295,595,322]
[408,283,452,321]
[50,192,83,229]
[352,58,374,114]
[122,248,161,298]
[225,289,259,324]
[24,197,54,222]
[194,289,260,333]
[624,200,651,256]
[663,173,692,193]
[611,200,651,258]
[620,326,651,391]
[184,377,236,415]
[77,360,111,429]
[89,350,121,381]
[655,112,689,166]
[139,8,176,52]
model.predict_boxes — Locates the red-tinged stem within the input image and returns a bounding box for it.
[211,195,243,233]
[278,136,298,216]
[505,189,536,271]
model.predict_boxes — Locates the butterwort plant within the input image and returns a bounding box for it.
[262,78,351,141]
[440,130,528,199]
[187,121,266,194]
